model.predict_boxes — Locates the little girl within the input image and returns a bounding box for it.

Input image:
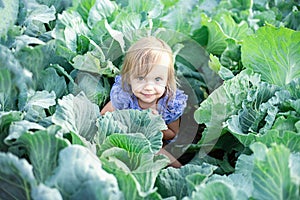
[100,36,188,167]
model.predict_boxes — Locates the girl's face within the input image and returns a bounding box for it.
[129,53,170,110]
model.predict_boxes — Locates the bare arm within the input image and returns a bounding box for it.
[162,118,180,140]
[158,148,182,168]
[100,101,115,115]
[160,118,182,168]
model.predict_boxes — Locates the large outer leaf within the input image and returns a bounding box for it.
[53,10,90,52]
[24,90,56,110]
[12,131,69,183]
[230,129,300,152]
[14,46,46,88]
[100,158,140,200]
[250,143,299,200]
[70,71,111,107]
[16,2,56,39]
[242,25,300,86]
[160,0,200,34]
[100,133,169,199]
[213,12,253,41]
[87,0,117,27]
[128,0,162,19]
[0,45,30,111]
[72,52,120,77]
[31,184,62,200]
[4,120,45,145]
[185,178,248,200]
[46,145,122,200]
[233,143,300,199]
[99,133,153,171]
[35,0,72,13]
[156,163,216,199]
[110,11,147,44]
[52,92,100,142]
[286,78,300,99]
[24,4,56,24]
[0,111,23,151]
[186,143,300,200]
[233,154,254,197]
[38,68,67,99]
[97,109,167,153]
[101,157,147,200]
[0,152,35,200]
[201,13,227,55]
[0,0,19,38]
[74,0,96,22]
[202,12,253,56]
[290,153,300,186]
[0,68,17,111]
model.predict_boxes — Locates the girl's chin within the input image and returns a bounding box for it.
[138,99,157,108]
[139,100,156,105]
[138,94,156,101]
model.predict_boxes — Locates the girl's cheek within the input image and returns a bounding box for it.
[131,84,142,92]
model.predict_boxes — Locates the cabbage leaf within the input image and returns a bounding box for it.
[242,25,300,86]
[52,92,100,142]
[46,145,122,199]
[97,109,167,153]
[100,133,168,199]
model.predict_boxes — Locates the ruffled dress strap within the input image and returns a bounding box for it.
[158,89,188,124]
[110,75,136,110]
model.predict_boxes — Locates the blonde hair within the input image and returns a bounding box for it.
[121,36,177,99]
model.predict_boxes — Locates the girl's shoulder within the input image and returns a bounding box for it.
[110,75,137,110]
[167,89,188,108]
[160,89,188,124]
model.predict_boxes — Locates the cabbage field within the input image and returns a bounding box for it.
[1,0,300,199]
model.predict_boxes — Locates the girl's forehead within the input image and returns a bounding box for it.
[128,51,172,77]
[143,51,171,67]
[156,52,172,66]
[133,63,168,75]
[151,55,171,72]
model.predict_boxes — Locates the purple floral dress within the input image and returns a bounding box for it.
[110,75,188,124]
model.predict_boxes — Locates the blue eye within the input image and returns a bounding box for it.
[137,76,144,81]
[155,77,162,81]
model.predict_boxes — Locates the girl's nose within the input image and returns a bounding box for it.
[143,82,155,90]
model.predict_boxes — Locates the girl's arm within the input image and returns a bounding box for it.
[158,148,182,168]
[160,119,182,168]
[100,101,115,115]
[162,118,180,140]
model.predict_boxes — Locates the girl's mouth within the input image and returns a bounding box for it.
[142,93,154,98]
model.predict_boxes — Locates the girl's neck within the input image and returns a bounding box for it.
[138,100,157,110]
